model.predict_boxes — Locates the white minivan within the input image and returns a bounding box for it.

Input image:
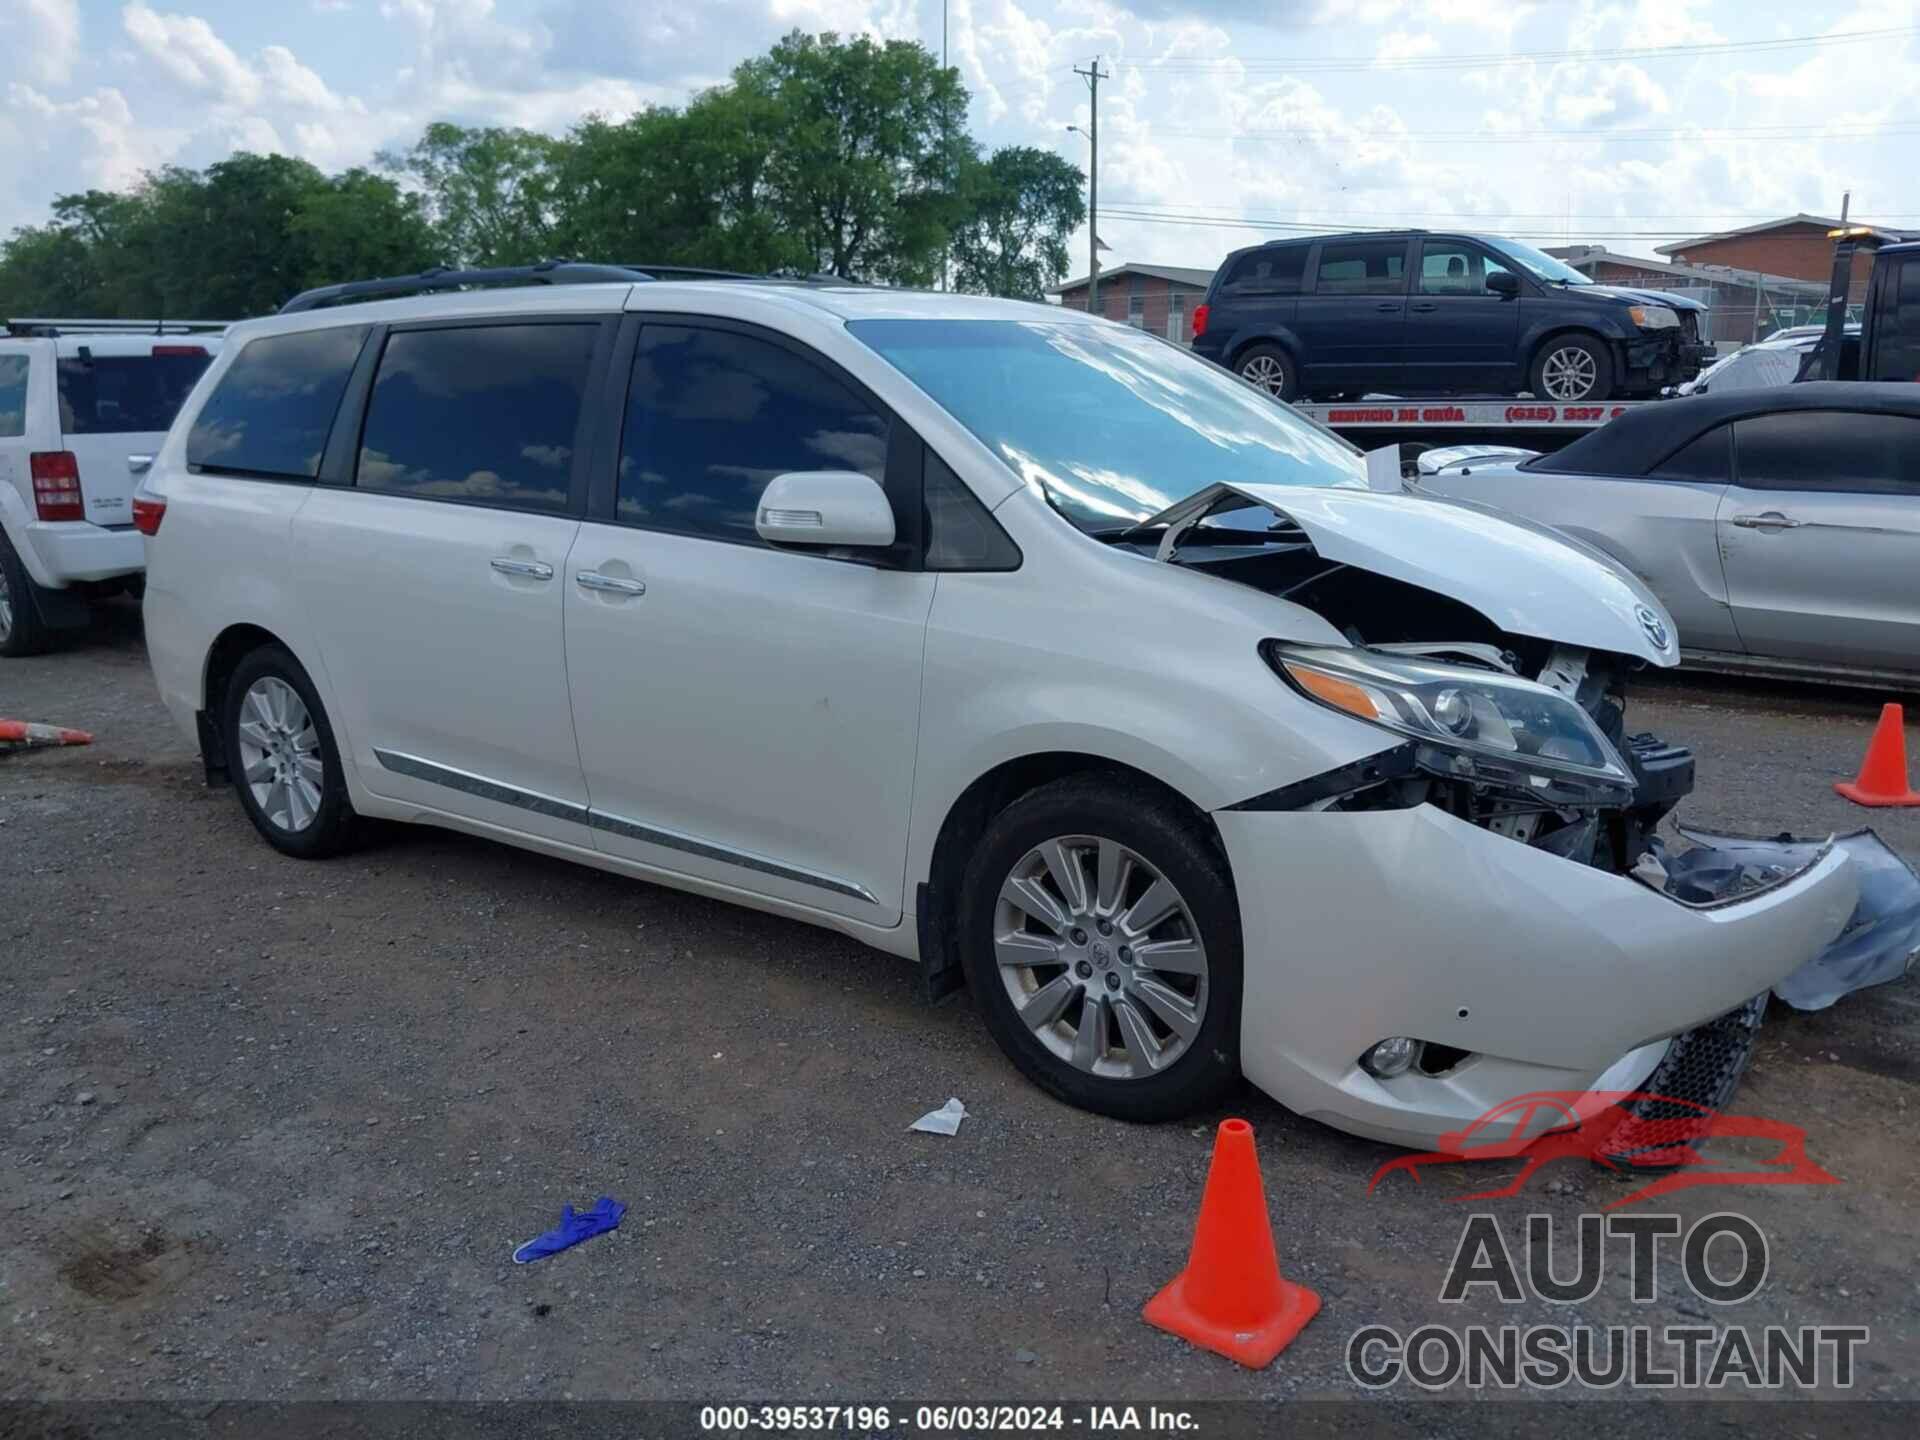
[0,321,220,654]
[139,270,1884,1149]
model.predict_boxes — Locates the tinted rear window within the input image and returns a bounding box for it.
[1313,240,1407,296]
[189,327,368,479]
[58,352,211,435]
[355,323,596,513]
[1222,246,1306,295]
[0,355,25,437]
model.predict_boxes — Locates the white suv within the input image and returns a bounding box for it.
[142,272,1867,1147]
[0,321,220,655]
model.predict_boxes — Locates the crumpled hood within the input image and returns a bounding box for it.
[1143,482,1682,666]
[1578,283,1708,313]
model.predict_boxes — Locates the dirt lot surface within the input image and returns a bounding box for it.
[3,604,1918,1413]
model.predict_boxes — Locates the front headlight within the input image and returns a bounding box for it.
[1264,642,1635,805]
[1628,304,1680,330]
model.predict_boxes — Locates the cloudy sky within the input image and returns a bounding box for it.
[5,0,1918,276]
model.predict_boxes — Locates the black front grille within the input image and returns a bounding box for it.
[1600,994,1767,1163]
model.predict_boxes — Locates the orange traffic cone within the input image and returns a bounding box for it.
[1142,1118,1320,1368]
[0,719,94,750]
[1835,704,1920,807]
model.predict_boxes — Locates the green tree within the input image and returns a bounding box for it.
[551,90,808,273]
[735,31,971,282]
[381,122,560,267]
[950,146,1085,299]
[293,168,438,287]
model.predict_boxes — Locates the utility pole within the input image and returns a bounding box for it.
[1074,57,1107,316]
[940,2,948,292]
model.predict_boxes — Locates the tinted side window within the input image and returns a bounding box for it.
[1224,246,1306,295]
[1868,257,1920,383]
[355,324,595,514]
[1313,241,1407,296]
[618,325,889,544]
[1651,426,1731,481]
[0,355,25,437]
[1734,411,1920,495]
[1417,243,1513,297]
[189,327,368,479]
[58,352,212,434]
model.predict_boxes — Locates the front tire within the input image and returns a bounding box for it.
[959,776,1242,1122]
[222,645,359,858]
[0,531,54,658]
[1235,344,1299,402]
[1530,334,1614,402]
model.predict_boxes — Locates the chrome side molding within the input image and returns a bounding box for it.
[372,748,878,906]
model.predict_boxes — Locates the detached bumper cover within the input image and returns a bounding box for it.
[1217,804,1859,1150]
[1654,825,1920,1011]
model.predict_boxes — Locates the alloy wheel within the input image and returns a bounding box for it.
[237,676,324,833]
[1541,345,1599,400]
[994,834,1209,1080]
[1239,354,1289,396]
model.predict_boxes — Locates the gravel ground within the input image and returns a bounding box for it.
[2,603,1917,1410]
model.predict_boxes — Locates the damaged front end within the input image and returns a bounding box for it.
[1139,479,1919,1135]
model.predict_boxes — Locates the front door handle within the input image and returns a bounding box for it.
[577,570,647,597]
[490,557,555,580]
[1730,511,1802,531]
[1409,302,1438,313]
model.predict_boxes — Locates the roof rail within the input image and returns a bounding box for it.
[278,261,656,314]
[6,317,231,337]
[618,264,761,281]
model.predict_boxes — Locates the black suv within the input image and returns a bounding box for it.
[1190,231,1713,403]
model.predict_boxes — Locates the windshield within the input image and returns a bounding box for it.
[1484,238,1593,286]
[847,319,1364,531]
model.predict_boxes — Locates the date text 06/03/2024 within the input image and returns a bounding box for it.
[697,1405,1201,1432]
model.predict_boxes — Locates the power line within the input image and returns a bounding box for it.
[1109,24,1917,74]
[1142,122,1920,146]
[1094,207,1905,243]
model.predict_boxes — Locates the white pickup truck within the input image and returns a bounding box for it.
[0,320,222,655]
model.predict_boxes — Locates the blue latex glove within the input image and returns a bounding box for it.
[513,1195,627,1264]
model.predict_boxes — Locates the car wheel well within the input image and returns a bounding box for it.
[1531,327,1613,364]
[1228,334,1293,369]
[200,623,287,781]
[917,753,1223,1002]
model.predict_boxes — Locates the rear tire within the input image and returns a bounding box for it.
[222,644,359,859]
[959,775,1243,1122]
[1530,334,1614,402]
[0,531,54,658]
[1235,344,1299,402]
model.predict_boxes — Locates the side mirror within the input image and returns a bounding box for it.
[1486,271,1520,298]
[756,471,896,548]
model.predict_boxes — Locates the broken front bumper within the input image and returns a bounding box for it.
[1217,803,1860,1151]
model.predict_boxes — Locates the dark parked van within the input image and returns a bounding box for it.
[1190,231,1713,403]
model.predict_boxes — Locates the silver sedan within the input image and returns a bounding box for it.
[1413,383,1920,689]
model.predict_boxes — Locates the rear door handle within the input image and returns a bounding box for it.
[577,570,647,597]
[1730,512,1802,531]
[1374,303,1403,312]
[490,557,555,580]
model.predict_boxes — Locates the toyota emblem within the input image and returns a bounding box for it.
[1635,604,1671,651]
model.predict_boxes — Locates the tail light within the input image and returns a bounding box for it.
[30,451,84,521]
[132,495,167,536]
[1191,303,1209,339]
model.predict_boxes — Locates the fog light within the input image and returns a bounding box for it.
[1362,1036,1420,1078]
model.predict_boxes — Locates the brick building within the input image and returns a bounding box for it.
[1655,214,1916,303]
[1050,263,1215,342]
[1544,244,1829,345]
